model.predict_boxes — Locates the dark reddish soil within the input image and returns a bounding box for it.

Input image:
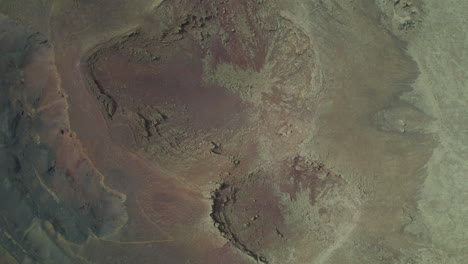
[73,1,319,262]
[0,0,322,263]
[280,156,345,205]
[211,174,285,263]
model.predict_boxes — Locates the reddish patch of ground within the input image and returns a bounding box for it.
[280,156,344,205]
[211,173,286,263]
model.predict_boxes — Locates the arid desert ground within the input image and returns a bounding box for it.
[0,0,466,263]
